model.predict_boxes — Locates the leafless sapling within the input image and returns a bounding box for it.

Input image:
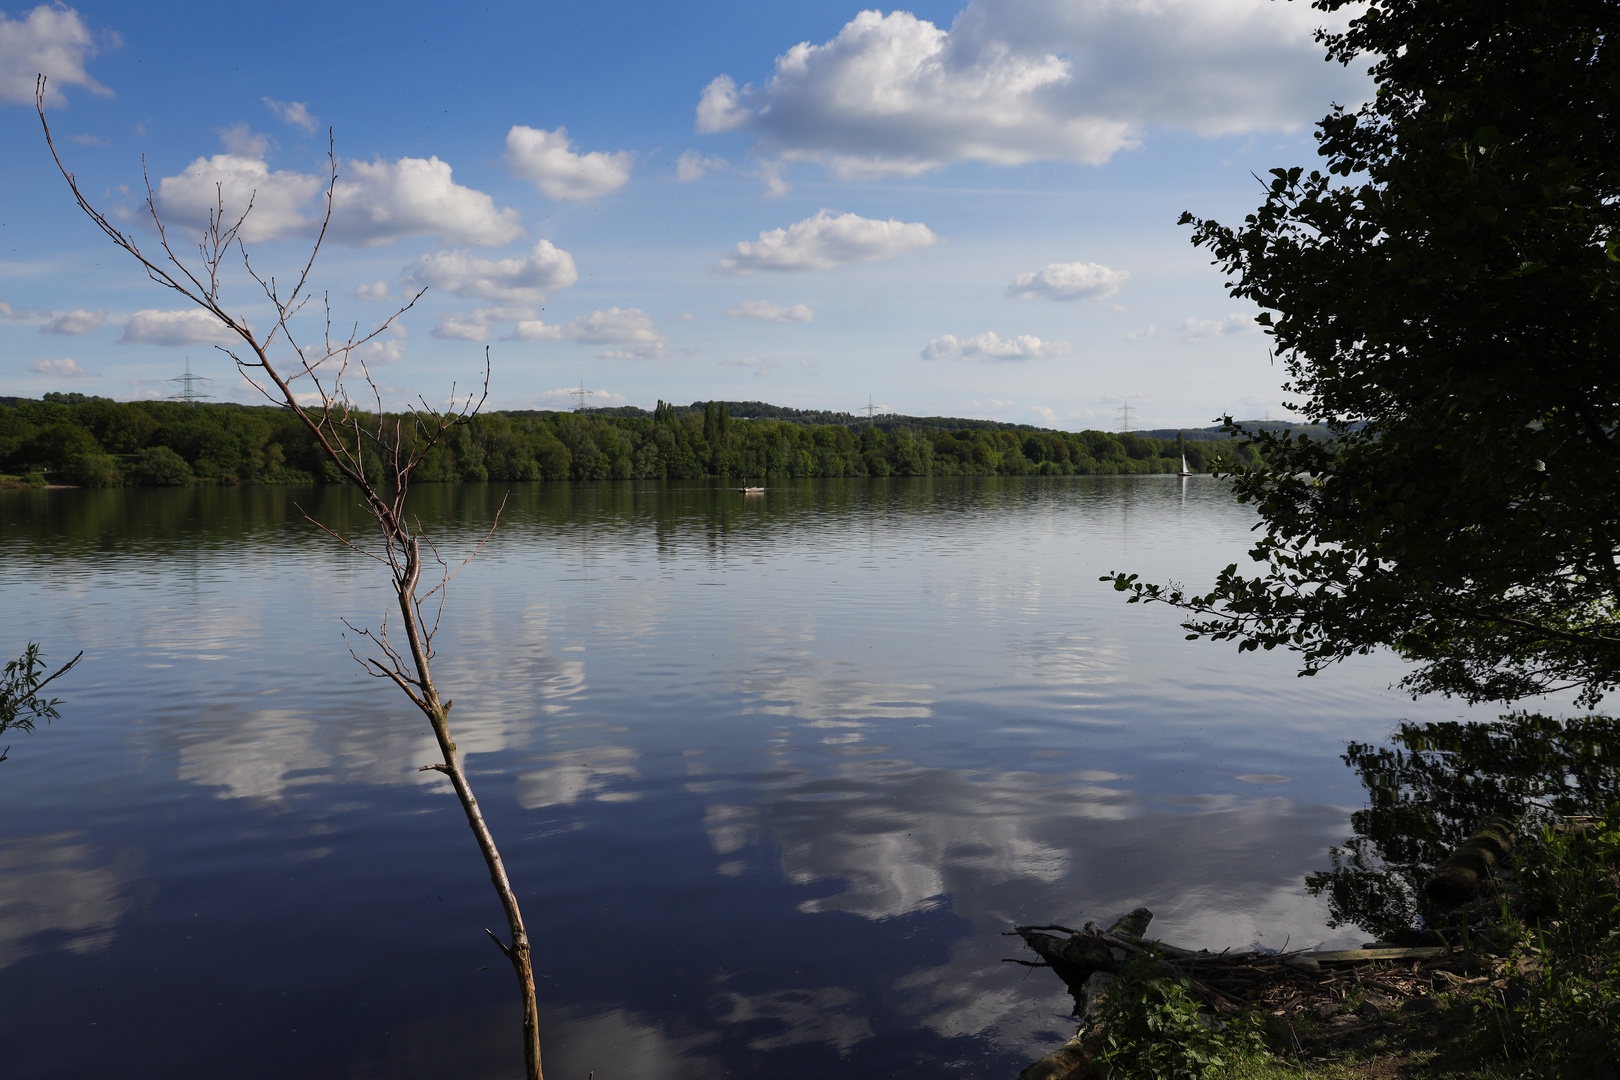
[36,75,545,1079]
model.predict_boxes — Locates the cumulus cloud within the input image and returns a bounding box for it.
[696,1,1365,178]
[407,240,578,306]
[921,331,1070,362]
[1008,261,1129,302]
[726,300,814,323]
[264,98,318,133]
[676,149,728,181]
[2,5,113,107]
[431,311,495,342]
[120,309,243,347]
[28,357,91,377]
[509,307,665,346]
[349,325,407,366]
[329,156,524,247]
[39,308,105,335]
[155,134,522,248]
[0,299,33,320]
[720,209,939,273]
[355,280,389,301]
[504,126,633,201]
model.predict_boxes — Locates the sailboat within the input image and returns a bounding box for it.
[1177,455,1194,478]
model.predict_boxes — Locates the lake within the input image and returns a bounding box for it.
[0,476,1509,1079]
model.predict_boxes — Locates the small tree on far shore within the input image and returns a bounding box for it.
[36,77,546,1078]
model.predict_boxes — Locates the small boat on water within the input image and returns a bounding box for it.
[1177,455,1194,478]
[738,486,765,495]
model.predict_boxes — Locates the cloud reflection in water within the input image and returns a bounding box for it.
[0,834,129,971]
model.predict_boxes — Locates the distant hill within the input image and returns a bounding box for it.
[1138,420,1339,442]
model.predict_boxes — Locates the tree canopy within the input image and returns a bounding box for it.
[1110,0,1620,705]
[0,395,1245,487]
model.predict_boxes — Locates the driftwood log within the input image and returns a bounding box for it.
[1013,909,1243,1017]
[1423,815,1517,907]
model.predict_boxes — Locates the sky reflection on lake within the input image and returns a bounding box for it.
[0,477,1547,1078]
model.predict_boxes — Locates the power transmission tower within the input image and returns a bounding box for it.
[861,394,887,422]
[569,375,595,413]
[1117,398,1135,433]
[168,357,211,406]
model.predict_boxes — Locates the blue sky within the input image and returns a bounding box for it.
[0,0,1368,428]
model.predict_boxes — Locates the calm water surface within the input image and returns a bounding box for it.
[0,477,1507,1078]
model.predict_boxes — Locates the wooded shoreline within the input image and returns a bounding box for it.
[0,394,1257,488]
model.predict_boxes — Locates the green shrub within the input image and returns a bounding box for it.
[1474,814,1620,1076]
[1086,956,1257,1080]
[61,451,121,487]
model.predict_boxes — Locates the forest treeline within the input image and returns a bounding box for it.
[0,394,1254,487]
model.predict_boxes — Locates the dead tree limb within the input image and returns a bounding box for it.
[36,75,543,1079]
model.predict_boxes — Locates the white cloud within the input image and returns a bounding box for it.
[346,324,407,366]
[504,126,633,201]
[509,307,665,346]
[596,343,668,361]
[676,149,728,181]
[69,132,108,146]
[1028,405,1057,425]
[120,308,243,347]
[39,308,105,335]
[1125,324,1161,341]
[1177,313,1260,340]
[696,1,1364,178]
[726,300,814,323]
[355,280,389,301]
[1008,261,1129,302]
[264,98,318,133]
[407,239,578,306]
[720,209,940,273]
[0,299,32,320]
[218,122,269,157]
[677,312,695,322]
[1,5,113,107]
[155,150,325,244]
[330,155,524,247]
[921,331,1070,362]
[28,357,90,377]
[155,136,523,248]
[730,356,776,376]
[753,159,790,198]
[697,75,748,133]
[431,310,499,342]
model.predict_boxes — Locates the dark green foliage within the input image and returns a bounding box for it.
[1306,713,1620,943]
[129,445,193,485]
[1,644,81,741]
[1085,956,1257,1080]
[1110,0,1620,706]
[1474,816,1620,1075]
[0,396,1240,486]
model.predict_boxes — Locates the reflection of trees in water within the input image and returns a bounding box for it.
[1308,713,1620,942]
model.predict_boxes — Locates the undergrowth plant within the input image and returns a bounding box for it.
[1085,955,1260,1080]
[1474,812,1620,1076]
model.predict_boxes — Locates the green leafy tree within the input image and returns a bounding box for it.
[1110,0,1620,705]
[130,445,194,486]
